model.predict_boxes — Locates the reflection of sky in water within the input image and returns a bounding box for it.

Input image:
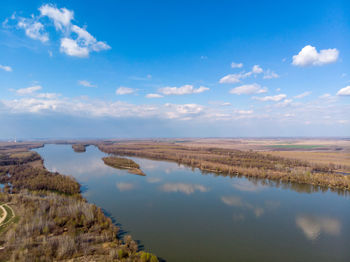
[296,215,341,240]
[160,183,209,195]
[34,144,350,262]
[116,182,137,191]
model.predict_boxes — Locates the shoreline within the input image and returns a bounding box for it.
[0,142,159,261]
[97,142,350,192]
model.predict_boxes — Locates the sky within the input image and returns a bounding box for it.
[0,0,349,139]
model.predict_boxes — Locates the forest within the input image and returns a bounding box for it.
[98,142,350,191]
[0,143,158,262]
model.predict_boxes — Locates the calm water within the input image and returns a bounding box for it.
[34,144,350,262]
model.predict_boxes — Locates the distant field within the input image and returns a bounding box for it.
[262,151,350,170]
[267,145,324,149]
[180,138,350,152]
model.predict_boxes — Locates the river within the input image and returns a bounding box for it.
[34,144,350,262]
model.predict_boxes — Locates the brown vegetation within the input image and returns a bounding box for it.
[98,142,350,191]
[0,143,158,261]
[261,151,350,173]
[177,138,350,152]
[72,144,87,153]
[103,156,145,176]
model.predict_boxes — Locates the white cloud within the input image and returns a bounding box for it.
[237,110,253,114]
[0,65,12,72]
[130,74,152,81]
[208,101,232,106]
[159,85,209,95]
[116,86,135,95]
[276,99,293,107]
[294,91,311,99]
[59,25,110,57]
[71,25,110,52]
[71,25,95,43]
[39,4,74,31]
[253,94,287,102]
[10,4,110,58]
[319,93,331,99]
[60,32,110,57]
[220,71,254,83]
[2,97,156,117]
[146,93,163,98]
[220,73,244,84]
[336,86,350,96]
[231,62,243,68]
[16,85,42,95]
[36,93,60,99]
[292,45,339,67]
[252,65,263,74]
[230,83,267,95]
[78,80,96,88]
[60,38,89,57]
[1,93,348,127]
[284,113,295,117]
[164,103,204,119]
[2,94,208,120]
[263,70,279,79]
[220,65,264,84]
[17,19,48,42]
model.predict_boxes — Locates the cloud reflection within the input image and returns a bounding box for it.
[232,213,245,222]
[296,215,341,240]
[160,183,209,195]
[232,180,264,192]
[147,177,162,183]
[49,156,123,181]
[221,196,244,207]
[221,196,265,218]
[116,182,136,191]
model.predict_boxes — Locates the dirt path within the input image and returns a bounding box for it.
[0,205,7,224]
[0,203,15,227]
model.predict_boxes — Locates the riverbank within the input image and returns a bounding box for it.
[98,141,350,192]
[0,142,158,261]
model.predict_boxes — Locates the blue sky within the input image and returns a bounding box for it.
[0,0,349,139]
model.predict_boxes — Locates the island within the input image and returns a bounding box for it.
[72,144,87,153]
[102,156,146,176]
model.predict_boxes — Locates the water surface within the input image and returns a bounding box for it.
[35,144,350,262]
